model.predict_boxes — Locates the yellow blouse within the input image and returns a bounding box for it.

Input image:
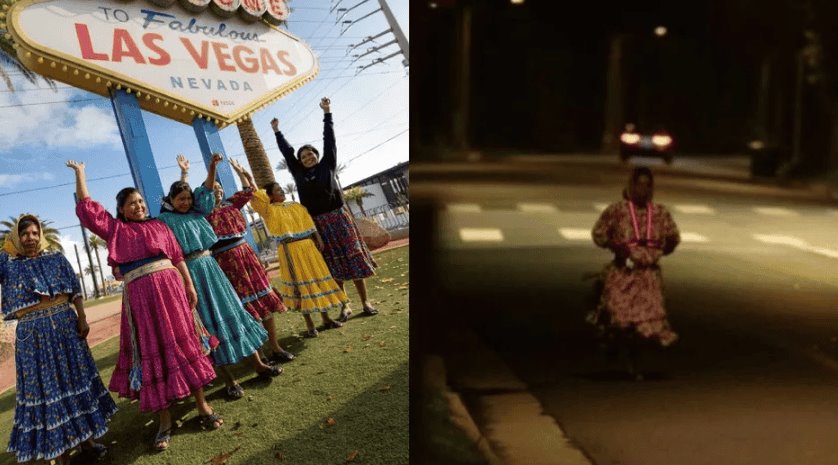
[250,189,317,241]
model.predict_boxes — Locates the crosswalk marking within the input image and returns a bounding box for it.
[753,207,799,217]
[674,204,716,215]
[680,232,709,243]
[447,203,482,213]
[558,228,591,241]
[459,228,504,242]
[517,202,558,213]
[752,234,808,247]
[808,247,838,259]
[593,203,609,212]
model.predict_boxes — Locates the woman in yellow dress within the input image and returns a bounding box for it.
[250,181,348,337]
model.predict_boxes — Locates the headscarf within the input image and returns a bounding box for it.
[2,214,49,257]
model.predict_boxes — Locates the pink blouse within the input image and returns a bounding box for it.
[75,197,185,267]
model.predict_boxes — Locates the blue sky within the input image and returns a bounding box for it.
[0,0,408,291]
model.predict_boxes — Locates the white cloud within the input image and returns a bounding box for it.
[0,76,120,150]
[0,171,54,188]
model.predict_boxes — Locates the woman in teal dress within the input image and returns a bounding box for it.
[158,153,281,399]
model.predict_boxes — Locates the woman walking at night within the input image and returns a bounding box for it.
[69,160,222,452]
[3,214,117,464]
[178,154,295,364]
[159,154,281,401]
[589,166,680,380]
[271,97,379,323]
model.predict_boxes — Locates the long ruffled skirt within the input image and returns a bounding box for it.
[7,305,118,462]
[214,241,286,320]
[275,239,348,315]
[110,268,216,412]
[189,255,268,366]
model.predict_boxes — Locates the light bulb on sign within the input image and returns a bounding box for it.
[654,26,667,37]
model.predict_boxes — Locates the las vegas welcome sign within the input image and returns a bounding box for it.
[5,0,318,127]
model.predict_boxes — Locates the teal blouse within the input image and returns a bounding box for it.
[158,185,219,254]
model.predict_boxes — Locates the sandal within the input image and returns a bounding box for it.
[362,305,379,316]
[303,328,319,338]
[322,320,343,330]
[198,411,224,430]
[81,441,108,460]
[225,383,244,400]
[269,349,296,363]
[337,305,352,322]
[256,364,283,380]
[153,428,173,451]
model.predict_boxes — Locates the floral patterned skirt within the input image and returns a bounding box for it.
[7,304,118,462]
[214,240,286,320]
[587,262,678,347]
[312,207,377,281]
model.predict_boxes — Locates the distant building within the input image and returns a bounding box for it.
[342,161,409,216]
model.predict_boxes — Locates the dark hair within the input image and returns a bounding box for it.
[16,215,40,235]
[263,182,281,197]
[116,187,142,221]
[167,181,193,202]
[630,166,654,186]
[296,144,319,161]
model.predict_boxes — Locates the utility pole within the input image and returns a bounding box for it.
[377,0,408,66]
[602,34,624,154]
[74,193,100,298]
[73,244,88,300]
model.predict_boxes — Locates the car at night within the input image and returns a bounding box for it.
[619,124,675,164]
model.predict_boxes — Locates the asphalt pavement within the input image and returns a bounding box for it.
[412,154,838,465]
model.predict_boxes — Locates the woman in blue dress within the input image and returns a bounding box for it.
[158,153,281,399]
[3,214,117,464]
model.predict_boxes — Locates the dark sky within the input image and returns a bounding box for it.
[412,0,822,155]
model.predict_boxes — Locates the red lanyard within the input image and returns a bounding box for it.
[627,200,654,247]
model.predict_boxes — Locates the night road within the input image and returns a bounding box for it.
[412,156,838,465]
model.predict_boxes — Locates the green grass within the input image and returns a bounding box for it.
[84,294,123,308]
[0,246,409,465]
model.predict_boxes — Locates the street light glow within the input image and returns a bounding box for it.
[655,26,668,37]
[511,0,525,4]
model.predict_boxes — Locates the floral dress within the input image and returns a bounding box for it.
[590,200,680,346]
[3,250,117,463]
[159,186,268,366]
[206,188,286,320]
[249,190,348,315]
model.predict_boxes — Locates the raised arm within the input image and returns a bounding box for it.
[272,117,302,173]
[230,158,254,190]
[66,160,89,200]
[204,153,223,190]
[177,154,190,183]
[320,97,336,170]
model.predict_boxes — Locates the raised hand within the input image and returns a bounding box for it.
[270,117,279,132]
[176,154,190,172]
[66,160,85,173]
[210,153,224,168]
[320,97,331,112]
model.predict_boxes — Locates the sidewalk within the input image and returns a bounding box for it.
[0,237,410,395]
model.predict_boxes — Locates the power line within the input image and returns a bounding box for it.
[344,128,408,164]
[0,97,102,109]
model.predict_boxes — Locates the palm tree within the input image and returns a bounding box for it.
[88,235,108,296]
[284,182,298,201]
[0,37,55,91]
[237,119,276,189]
[0,216,63,252]
[343,186,374,216]
[84,264,99,281]
[275,158,289,172]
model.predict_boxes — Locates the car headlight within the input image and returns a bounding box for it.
[620,133,640,144]
[652,134,672,146]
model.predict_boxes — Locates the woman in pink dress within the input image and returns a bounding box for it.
[178,156,294,364]
[67,160,223,451]
[590,166,680,379]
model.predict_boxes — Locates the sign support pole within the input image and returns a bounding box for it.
[110,89,166,217]
[192,118,258,250]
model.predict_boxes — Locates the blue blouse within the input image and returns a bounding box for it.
[0,251,82,320]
